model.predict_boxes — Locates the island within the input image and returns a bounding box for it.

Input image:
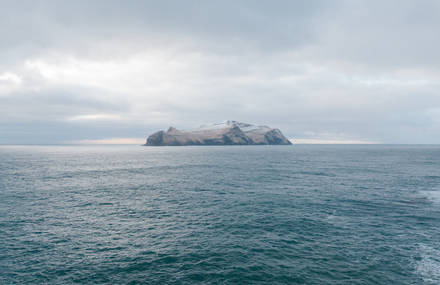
[145,120,292,146]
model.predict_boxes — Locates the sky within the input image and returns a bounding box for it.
[1,0,439,144]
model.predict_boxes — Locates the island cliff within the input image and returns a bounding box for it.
[145,120,292,146]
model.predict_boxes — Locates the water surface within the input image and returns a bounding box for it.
[1,145,439,284]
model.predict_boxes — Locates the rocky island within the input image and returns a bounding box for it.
[145,120,292,146]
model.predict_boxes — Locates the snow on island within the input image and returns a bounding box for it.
[145,120,292,146]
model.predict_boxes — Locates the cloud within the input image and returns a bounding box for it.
[0,1,439,144]
[0,72,22,84]
[70,137,145,145]
[67,114,123,122]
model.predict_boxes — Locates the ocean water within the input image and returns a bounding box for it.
[1,145,440,284]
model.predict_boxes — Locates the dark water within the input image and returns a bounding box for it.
[1,145,440,284]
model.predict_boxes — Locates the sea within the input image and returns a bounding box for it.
[0,144,439,284]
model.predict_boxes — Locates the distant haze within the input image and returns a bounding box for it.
[1,0,439,144]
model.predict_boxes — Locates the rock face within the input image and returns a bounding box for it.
[145,120,292,146]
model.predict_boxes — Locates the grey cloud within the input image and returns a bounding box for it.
[0,87,128,123]
[309,0,440,69]
[0,1,329,61]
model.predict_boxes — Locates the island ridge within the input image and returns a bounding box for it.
[145,120,292,146]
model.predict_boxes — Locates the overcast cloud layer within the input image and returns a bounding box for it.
[1,0,439,144]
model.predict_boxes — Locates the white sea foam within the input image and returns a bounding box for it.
[420,190,440,204]
[324,212,351,228]
[416,244,440,283]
